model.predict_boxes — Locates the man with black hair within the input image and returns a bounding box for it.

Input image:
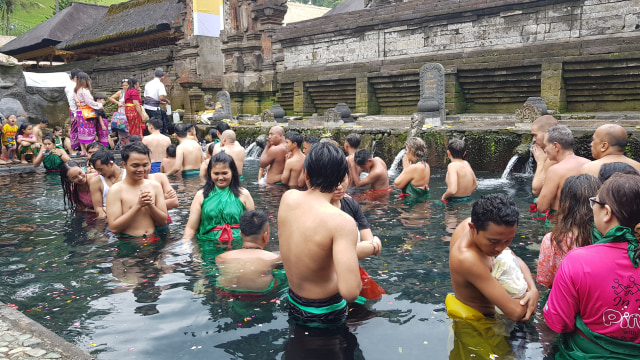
[215,210,282,296]
[278,142,361,326]
[448,193,538,322]
[106,142,167,237]
[302,135,319,156]
[165,123,204,178]
[142,117,171,174]
[442,139,477,202]
[536,125,589,213]
[581,124,640,177]
[259,126,287,184]
[344,133,360,187]
[33,118,48,144]
[352,148,389,190]
[281,131,305,188]
[143,68,171,134]
[88,149,125,218]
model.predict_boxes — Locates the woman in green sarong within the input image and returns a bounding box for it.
[33,134,70,171]
[393,137,430,199]
[183,152,254,261]
[544,173,640,359]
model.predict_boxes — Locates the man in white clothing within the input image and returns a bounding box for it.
[143,68,171,134]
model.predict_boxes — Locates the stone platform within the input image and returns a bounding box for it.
[0,302,94,359]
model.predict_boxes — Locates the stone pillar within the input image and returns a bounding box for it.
[293,81,314,115]
[541,62,566,113]
[355,76,379,115]
[444,67,465,115]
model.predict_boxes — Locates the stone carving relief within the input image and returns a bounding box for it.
[324,108,341,123]
[515,104,542,123]
[213,91,233,121]
[204,95,215,110]
[261,109,275,122]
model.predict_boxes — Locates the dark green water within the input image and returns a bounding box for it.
[0,161,556,359]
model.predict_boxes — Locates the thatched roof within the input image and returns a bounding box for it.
[0,2,108,59]
[56,0,184,55]
[324,0,366,16]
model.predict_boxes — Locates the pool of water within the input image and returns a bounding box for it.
[0,161,557,359]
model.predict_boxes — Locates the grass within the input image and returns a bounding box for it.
[3,0,125,36]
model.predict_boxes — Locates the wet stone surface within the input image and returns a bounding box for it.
[0,319,61,360]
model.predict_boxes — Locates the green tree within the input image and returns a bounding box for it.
[0,0,16,33]
[52,0,72,15]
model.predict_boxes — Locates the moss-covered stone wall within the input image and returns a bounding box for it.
[208,126,640,172]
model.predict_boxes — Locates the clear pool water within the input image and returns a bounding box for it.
[0,161,557,359]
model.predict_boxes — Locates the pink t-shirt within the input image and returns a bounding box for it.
[544,242,640,343]
[537,232,577,287]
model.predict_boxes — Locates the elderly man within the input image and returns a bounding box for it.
[530,115,558,196]
[258,126,287,184]
[581,124,640,177]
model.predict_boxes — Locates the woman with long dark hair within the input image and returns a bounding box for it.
[537,174,601,287]
[74,72,104,156]
[60,160,94,212]
[183,153,254,255]
[124,77,146,138]
[544,173,640,357]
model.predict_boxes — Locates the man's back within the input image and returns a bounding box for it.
[143,134,171,163]
[215,249,280,292]
[177,139,203,170]
[539,155,590,211]
[446,160,477,198]
[219,143,245,175]
[369,157,390,190]
[582,154,640,177]
[278,189,360,301]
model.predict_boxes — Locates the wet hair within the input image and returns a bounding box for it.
[166,144,177,157]
[285,131,303,147]
[208,128,218,141]
[16,122,32,137]
[552,174,601,252]
[471,193,519,232]
[121,141,150,163]
[240,210,269,237]
[405,137,427,160]
[354,148,372,166]
[60,160,84,212]
[174,123,189,138]
[42,134,55,144]
[304,142,348,193]
[546,125,574,150]
[39,118,49,124]
[597,173,640,233]
[203,152,240,198]
[447,139,466,159]
[54,126,62,133]
[146,117,163,131]
[216,121,231,134]
[598,162,639,182]
[155,68,164,77]
[70,68,82,80]
[129,135,142,142]
[88,149,115,168]
[345,133,361,149]
[87,141,106,153]
[94,93,106,101]
[304,135,319,145]
[207,143,215,156]
[74,72,92,93]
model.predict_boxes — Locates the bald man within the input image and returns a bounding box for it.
[581,124,640,177]
[536,126,590,213]
[258,126,287,184]
[213,129,246,180]
[530,115,559,196]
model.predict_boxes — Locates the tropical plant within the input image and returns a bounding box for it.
[0,0,16,33]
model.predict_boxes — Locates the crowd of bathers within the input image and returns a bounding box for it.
[5,86,640,358]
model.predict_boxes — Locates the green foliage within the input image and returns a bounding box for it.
[0,0,124,36]
[290,0,341,8]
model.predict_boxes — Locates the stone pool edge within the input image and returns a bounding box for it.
[0,301,95,359]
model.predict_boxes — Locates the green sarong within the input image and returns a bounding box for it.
[182,169,200,178]
[448,195,471,202]
[197,185,246,260]
[272,181,284,185]
[42,153,63,171]
[403,183,430,198]
[557,315,640,359]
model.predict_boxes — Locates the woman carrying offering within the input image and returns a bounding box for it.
[74,72,103,156]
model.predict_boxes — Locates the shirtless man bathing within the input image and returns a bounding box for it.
[279,142,361,326]
[106,142,167,238]
[449,193,538,321]
[165,123,203,178]
[259,126,287,184]
[581,123,640,177]
[142,117,171,174]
